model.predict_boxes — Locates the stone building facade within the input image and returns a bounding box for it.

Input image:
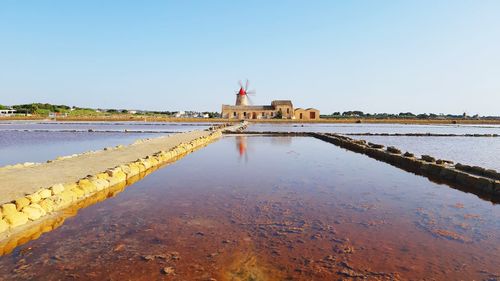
[294,108,320,120]
[221,100,295,119]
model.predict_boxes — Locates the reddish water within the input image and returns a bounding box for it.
[0,136,499,280]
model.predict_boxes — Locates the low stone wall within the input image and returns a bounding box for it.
[345,133,499,137]
[454,163,500,181]
[0,130,223,240]
[310,133,500,200]
[222,121,249,133]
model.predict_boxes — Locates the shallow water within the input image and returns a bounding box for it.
[0,131,164,167]
[0,136,498,280]
[0,121,213,132]
[350,135,500,171]
[249,123,500,134]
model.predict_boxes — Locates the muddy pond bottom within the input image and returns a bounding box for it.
[0,136,499,280]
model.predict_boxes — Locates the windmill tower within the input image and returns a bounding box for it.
[235,80,255,106]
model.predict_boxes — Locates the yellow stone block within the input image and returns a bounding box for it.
[82,184,96,194]
[4,211,29,227]
[0,219,9,233]
[63,182,78,191]
[136,162,146,172]
[1,203,17,216]
[78,179,97,194]
[91,178,109,191]
[140,159,152,170]
[106,167,122,177]
[39,199,55,213]
[50,183,65,195]
[38,188,52,199]
[15,197,31,211]
[119,165,131,176]
[96,172,110,180]
[52,190,78,210]
[106,169,127,186]
[127,163,140,176]
[26,193,42,204]
[64,189,79,201]
[149,157,159,166]
[22,204,46,220]
[70,186,85,198]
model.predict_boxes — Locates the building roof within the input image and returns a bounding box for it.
[294,108,318,112]
[271,100,293,106]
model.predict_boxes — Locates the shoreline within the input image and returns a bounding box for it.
[2,116,500,125]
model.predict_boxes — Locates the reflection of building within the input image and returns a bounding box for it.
[270,136,293,146]
[222,98,319,120]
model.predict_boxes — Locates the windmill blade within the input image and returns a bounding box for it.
[246,90,256,96]
[247,95,254,105]
[245,79,249,91]
[239,80,244,88]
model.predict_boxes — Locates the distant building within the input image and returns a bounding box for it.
[294,108,320,120]
[221,95,319,120]
[222,100,296,119]
[221,82,319,120]
[0,109,16,116]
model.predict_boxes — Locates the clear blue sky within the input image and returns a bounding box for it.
[1,1,499,115]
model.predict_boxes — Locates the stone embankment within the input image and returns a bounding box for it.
[0,123,244,240]
[310,133,500,200]
[345,133,499,137]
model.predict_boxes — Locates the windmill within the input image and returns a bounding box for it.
[235,79,256,106]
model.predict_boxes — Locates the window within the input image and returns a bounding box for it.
[287,108,290,114]
[262,112,265,117]
[310,112,316,119]
[300,113,303,119]
[243,112,247,117]
[233,112,236,117]
[271,112,274,117]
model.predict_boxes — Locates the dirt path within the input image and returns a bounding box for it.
[0,130,211,205]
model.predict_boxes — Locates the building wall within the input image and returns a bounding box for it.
[221,100,295,119]
[222,107,277,119]
[274,105,294,119]
[294,108,320,120]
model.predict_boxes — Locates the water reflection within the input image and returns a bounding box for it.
[236,136,248,161]
[0,164,160,256]
[0,136,498,280]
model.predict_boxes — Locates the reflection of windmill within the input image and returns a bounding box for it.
[235,79,256,106]
[236,135,248,162]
